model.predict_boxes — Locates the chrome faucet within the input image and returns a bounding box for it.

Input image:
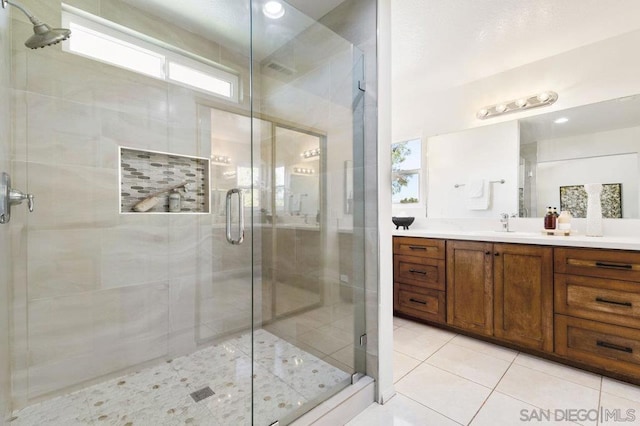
[499,213,517,232]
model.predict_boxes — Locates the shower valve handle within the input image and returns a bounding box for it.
[1,172,34,224]
[9,188,34,212]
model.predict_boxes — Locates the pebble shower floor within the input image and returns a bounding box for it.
[9,329,350,425]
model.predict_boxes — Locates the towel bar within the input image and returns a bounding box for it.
[454,179,505,188]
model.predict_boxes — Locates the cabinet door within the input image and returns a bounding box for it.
[446,240,493,335]
[494,244,553,351]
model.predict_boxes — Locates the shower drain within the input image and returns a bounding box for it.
[190,386,215,402]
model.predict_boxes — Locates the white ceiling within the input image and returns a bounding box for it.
[123,0,345,59]
[286,0,347,20]
[392,0,640,92]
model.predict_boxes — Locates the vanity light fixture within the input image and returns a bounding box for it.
[476,91,558,120]
[300,148,320,159]
[211,155,231,164]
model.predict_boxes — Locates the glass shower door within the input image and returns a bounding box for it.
[251,1,367,424]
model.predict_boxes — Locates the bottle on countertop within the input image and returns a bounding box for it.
[544,206,556,229]
[558,210,572,230]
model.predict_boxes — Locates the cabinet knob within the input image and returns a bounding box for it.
[494,252,500,256]
[485,251,491,255]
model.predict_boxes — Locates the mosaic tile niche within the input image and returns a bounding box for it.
[120,148,210,213]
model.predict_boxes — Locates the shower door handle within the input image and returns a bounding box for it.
[225,188,244,245]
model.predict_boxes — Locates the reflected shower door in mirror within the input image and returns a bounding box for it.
[519,94,640,218]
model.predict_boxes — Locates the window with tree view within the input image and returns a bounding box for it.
[392,139,421,204]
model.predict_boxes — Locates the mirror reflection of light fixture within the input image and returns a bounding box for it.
[300,148,320,159]
[293,167,314,175]
[211,155,231,164]
[476,91,558,120]
[554,117,569,124]
[263,1,285,19]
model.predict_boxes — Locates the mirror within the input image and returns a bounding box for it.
[423,94,640,219]
[519,94,640,218]
[274,126,321,225]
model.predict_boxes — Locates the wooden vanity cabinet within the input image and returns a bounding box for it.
[555,247,640,378]
[446,240,553,350]
[446,240,494,336]
[393,237,446,323]
[493,243,553,352]
[394,237,640,382]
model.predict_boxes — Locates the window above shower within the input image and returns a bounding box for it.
[60,3,239,102]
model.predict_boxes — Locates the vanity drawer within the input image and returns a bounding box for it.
[555,248,640,282]
[394,255,445,291]
[555,274,640,328]
[555,315,640,377]
[393,237,445,260]
[394,286,445,323]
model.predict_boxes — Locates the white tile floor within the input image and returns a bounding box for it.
[348,317,640,426]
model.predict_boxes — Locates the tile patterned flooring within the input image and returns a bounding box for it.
[9,329,350,426]
[349,317,640,426]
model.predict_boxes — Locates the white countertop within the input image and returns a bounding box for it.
[392,228,640,251]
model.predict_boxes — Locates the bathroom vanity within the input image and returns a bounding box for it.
[393,231,640,385]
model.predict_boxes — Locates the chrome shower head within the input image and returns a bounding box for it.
[2,0,71,49]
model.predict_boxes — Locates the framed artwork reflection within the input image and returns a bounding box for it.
[559,183,622,218]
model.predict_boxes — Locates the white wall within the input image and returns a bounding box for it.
[426,121,520,218]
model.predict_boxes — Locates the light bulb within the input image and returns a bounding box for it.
[263,1,285,19]
[495,104,507,113]
[537,92,550,102]
[515,99,527,108]
[554,117,569,124]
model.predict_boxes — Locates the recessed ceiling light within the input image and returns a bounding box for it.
[554,117,569,124]
[263,1,285,19]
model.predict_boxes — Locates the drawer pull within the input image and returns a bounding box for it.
[409,298,427,305]
[595,297,632,308]
[408,246,427,251]
[595,261,633,270]
[597,340,633,354]
[409,269,427,275]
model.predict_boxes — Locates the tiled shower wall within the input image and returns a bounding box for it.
[9,0,256,407]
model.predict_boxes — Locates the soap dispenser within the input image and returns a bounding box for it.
[169,189,182,212]
[544,207,556,229]
[558,210,572,231]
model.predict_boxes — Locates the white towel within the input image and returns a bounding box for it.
[290,194,301,212]
[466,179,484,198]
[468,181,491,210]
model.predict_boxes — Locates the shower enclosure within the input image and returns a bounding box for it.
[0,0,369,424]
